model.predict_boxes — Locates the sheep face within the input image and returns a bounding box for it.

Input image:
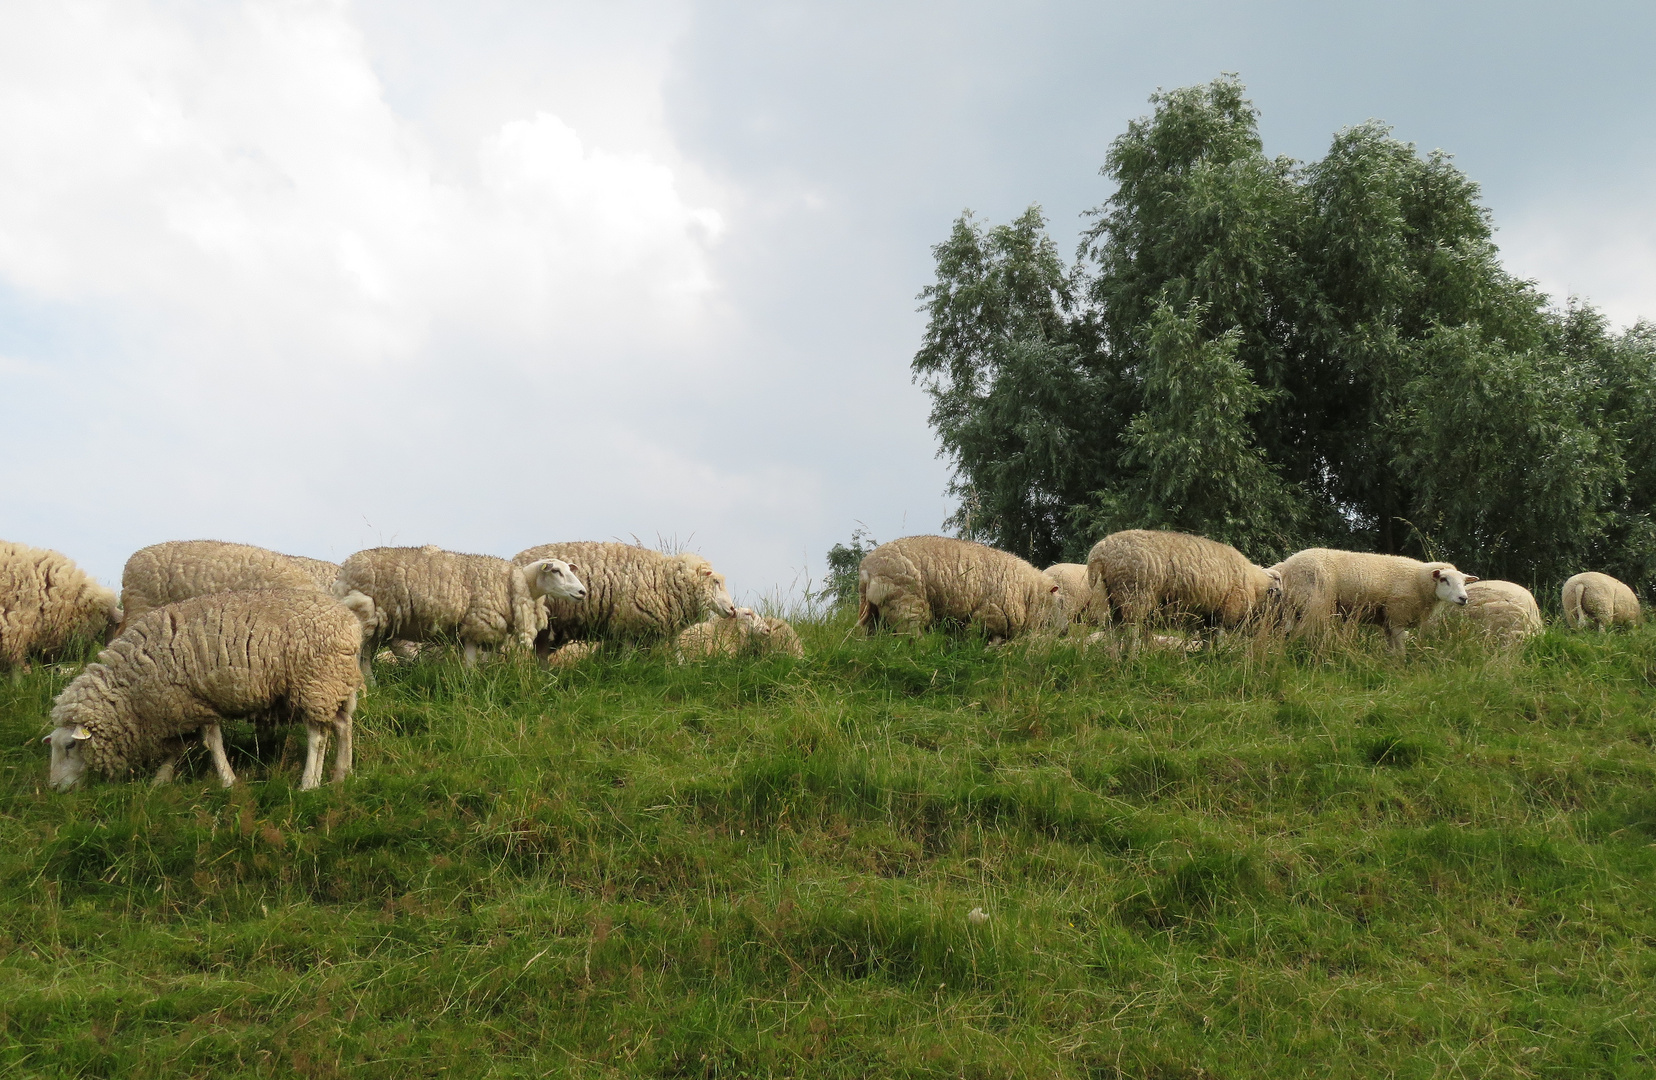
[526,558,588,602]
[733,607,767,635]
[1432,567,1478,606]
[43,724,91,792]
[703,568,736,618]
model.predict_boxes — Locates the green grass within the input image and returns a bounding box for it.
[4,615,1656,1077]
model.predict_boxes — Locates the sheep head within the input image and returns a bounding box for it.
[524,558,588,602]
[1431,566,1478,606]
[43,724,92,792]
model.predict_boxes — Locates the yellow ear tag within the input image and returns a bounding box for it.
[72,725,92,740]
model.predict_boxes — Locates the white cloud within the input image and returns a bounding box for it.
[0,0,723,370]
[1499,184,1656,331]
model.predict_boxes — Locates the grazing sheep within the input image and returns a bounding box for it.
[120,540,340,626]
[42,589,366,791]
[1086,530,1278,631]
[1451,579,1544,644]
[676,606,768,660]
[1277,548,1477,651]
[1562,572,1640,630]
[857,535,1064,641]
[335,546,586,671]
[0,541,122,669]
[511,542,736,650]
[1045,563,1110,630]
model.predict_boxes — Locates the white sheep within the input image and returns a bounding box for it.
[675,606,769,661]
[1045,562,1110,630]
[0,541,122,669]
[1277,547,1477,651]
[511,542,736,650]
[42,589,368,791]
[1086,530,1278,631]
[120,540,340,627]
[335,546,586,671]
[1561,572,1640,630]
[1447,579,1543,644]
[857,535,1064,641]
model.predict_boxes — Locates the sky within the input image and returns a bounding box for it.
[3,0,1653,600]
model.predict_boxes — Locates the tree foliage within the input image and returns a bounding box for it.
[914,75,1656,589]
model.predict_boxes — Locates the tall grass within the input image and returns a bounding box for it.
[3,614,1655,1077]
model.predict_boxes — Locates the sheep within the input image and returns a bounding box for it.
[119,540,340,626]
[1276,547,1477,652]
[757,615,806,659]
[1562,572,1640,630]
[856,535,1064,642]
[1448,579,1543,644]
[1045,562,1110,630]
[42,589,368,792]
[1086,530,1278,631]
[511,542,736,651]
[675,606,768,660]
[335,546,586,671]
[675,608,806,661]
[0,541,122,670]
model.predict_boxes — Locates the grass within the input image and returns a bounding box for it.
[3,614,1656,1077]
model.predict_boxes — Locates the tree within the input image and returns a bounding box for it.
[914,74,1651,589]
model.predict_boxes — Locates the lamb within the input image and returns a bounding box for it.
[1086,530,1278,631]
[1276,547,1477,651]
[335,546,586,670]
[120,540,340,626]
[0,541,122,669]
[1045,562,1110,630]
[676,608,807,661]
[511,542,736,650]
[1449,579,1543,643]
[1561,572,1640,630]
[42,589,368,791]
[675,606,768,660]
[857,535,1064,641]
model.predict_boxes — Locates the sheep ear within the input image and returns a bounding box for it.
[41,733,53,744]
[72,725,92,740]
[1050,584,1060,594]
[1464,575,1479,584]
[1432,568,1444,581]
[567,562,579,573]
[698,566,713,577]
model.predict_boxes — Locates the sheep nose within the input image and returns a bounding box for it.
[1456,596,1468,605]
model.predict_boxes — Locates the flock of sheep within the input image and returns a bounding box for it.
[0,526,1641,796]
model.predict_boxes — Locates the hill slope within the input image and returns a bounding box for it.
[3,618,1655,1077]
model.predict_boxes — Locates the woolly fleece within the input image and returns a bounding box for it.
[857,535,1063,640]
[0,540,120,669]
[46,589,363,785]
[1277,547,1476,650]
[1087,530,1275,629]
[513,542,735,648]
[121,540,339,625]
[1562,572,1640,630]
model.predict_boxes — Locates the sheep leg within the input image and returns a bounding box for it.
[462,642,480,668]
[330,695,355,785]
[301,722,329,790]
[359,652,376,688]
[202,724,237,788]
[150,738,186,786]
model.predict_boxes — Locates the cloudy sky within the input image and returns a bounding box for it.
[3,1,1652,599]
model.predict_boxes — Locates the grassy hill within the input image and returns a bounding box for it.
[3,615,1656,1078]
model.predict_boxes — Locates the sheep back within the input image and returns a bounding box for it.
[121,540,340,624]
[857,535,1061,639]
[1086,530,1272,628]
[1562,572,1640,630]
[336,547,545,652]
[51,589,364,778]
[1459,580,1543,642]
[0,541,120,668]
[513,542,729,645]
